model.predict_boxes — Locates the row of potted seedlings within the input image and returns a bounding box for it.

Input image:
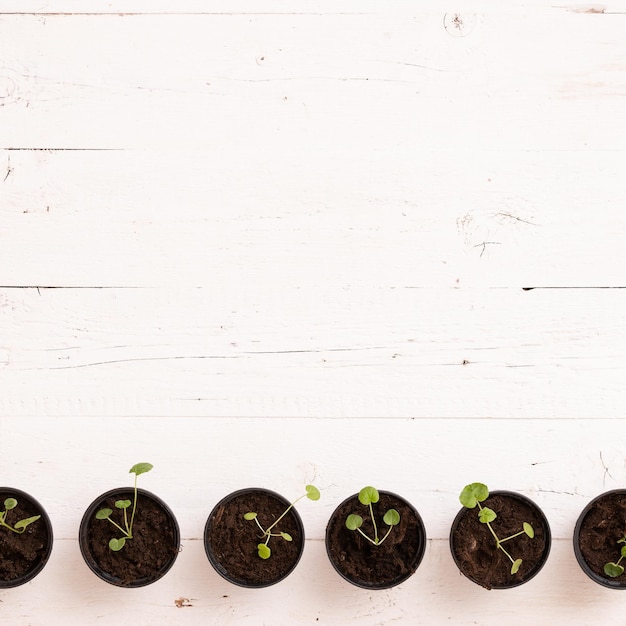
[2,464,626,590]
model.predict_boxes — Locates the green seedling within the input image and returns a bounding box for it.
[244,485,320,559]
[96,462,153,552]
[0,498,40,534]
[604,534,626,578]
[460,482,535,575]
[345,486,400,546]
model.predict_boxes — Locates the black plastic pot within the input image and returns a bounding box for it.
[325,490,427,590]
[0,487,53,589]
[79,487,180,587]
[204,488,305,588]
[574,489,626,589]
[449,490,551,590]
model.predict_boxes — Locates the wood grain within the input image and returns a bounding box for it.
[1,2,625,623]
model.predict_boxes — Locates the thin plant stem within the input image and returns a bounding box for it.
[369,502,379,544]
[128,472,139,539]
[265,494,305,534]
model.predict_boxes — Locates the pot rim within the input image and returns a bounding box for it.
[79,486,180,588]
[449,489,552,590]
[325,489,427,590]
[204,487,305,588]
[0,487,53,589]
[573,488,626,589]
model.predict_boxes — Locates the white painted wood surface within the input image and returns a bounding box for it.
[2,1,626,623]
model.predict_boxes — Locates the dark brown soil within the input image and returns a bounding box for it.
[82,490,179,586]
[325,492,426,589]
[0,490,51,584]
[205,489,304,587]
[576,490,626,585]
[450,492,550,590]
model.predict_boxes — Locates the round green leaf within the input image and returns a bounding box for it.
[243,512,257,521]
[358,486,379,506]
[109,537,126,551]
[257,543,271,559]
[383,509,400,526]
[478,506,497,524]
[96,508,113,520]
[604,562,625,578]
[129,462,153,476]
[511,558,523,574]
[4,498,17,511]
[459,483,489,509]
[280,532,293,541]
[115,499,131,509]
[523,522,534,538]
[620,546,626,558]
[346,514,363,531]
[305,485,320,501]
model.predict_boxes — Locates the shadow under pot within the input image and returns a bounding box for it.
[574,489,626,589]
[79,487,180,587]
[0,488,53,589]
[204,488,305,588]
[325,490,427,590]
[450,490,551,590]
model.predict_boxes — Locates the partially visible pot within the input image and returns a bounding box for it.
[325,490,427,590]
[574,489,626,589]
[79,487,180,587]
[204,488,305,588]
[0,487,53,588]
[449,490,551,590]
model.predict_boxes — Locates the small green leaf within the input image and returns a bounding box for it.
[109,537,126,551]
[96,508,113,520]
[459,483,489,509]
[305,485,320,501]
[129,462,153,476]
[257,543,271,559]
[243,512,257,521]
[280,532,293,541]
[511,558,523,574]
[115,499,131,509]
[478,507,497,524]
[346,514,363,531]
[383,509,400,526]
[4,498,17,511]
[523,522,534,538]
[13,515,41,531]
[620,546,626,558]
[358,486,379,506]
[604,562,625,578]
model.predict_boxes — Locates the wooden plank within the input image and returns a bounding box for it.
[1,11,626,152]
[3,148,626,287]
[1,286,624,418]
[1,416,622,539]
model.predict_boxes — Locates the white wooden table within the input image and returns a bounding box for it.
[2,1,626,623]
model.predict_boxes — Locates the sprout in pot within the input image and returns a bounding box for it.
[0,488,53,588]
[573,489,626,588]
[205,485,319,587]
[0,498,41,535]
[459,482,535,575]
[345,486,400,546]
[244,484,320,559]
[95,462,153,552]
[326,487,426,590]
[450,482,551,590]
[79,462,180,587]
